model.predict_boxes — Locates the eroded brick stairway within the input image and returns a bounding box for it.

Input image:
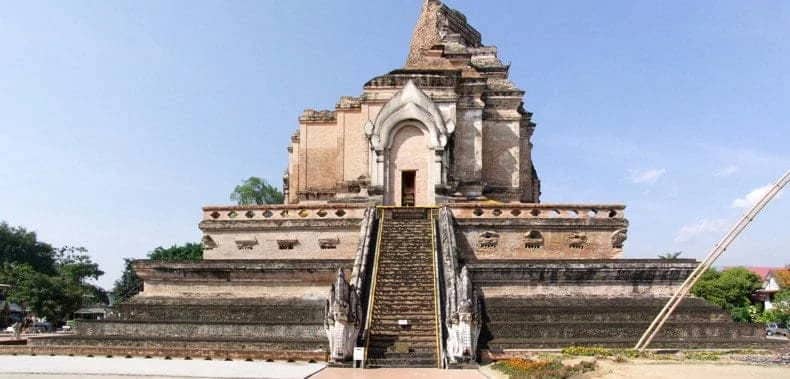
[365,207,440,368]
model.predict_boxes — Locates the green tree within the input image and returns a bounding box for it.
[0,263,82,323]
[148,243,202,261]
[775,289,790,306]
[658,251,683,260]
[771,289,790,322]
[691,267,762,322]
[110,242,202,304]
[110,259,142,304]
[0,222,107,324]
[0,222,57,275]
[230,176,284,205]
[55,246,104,283]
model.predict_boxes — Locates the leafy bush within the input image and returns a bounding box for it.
[561,346,613,357]
[619,349,641,358]
[691,268,762,322]
[756,309,790,325]
[492,358,596,379]
[685,351,720,361]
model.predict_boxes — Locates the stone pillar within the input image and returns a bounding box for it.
[430,148,444,205]
[455,80,486,197]
[375,150,385,190]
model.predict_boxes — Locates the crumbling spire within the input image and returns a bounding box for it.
[406,0,444,67]
[405,0,483,68]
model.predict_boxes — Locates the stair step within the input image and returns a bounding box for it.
[368,334,437,342]
[375,314,435,320]
[364,208,439,368]
[369,312,435,319]
[374,290,433,295]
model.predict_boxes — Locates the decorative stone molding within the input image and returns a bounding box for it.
[202,205,368,222]
[363,120,374,136]
[297,190,337,202]
[450,204,627,220]
[523,231,544,249]
[567,233,587,249]
[611,228,628,249]
[299,109,336,123]
[234,238,258,250]
[201,235,217,250]
[438,207,481,363]
[319,237,340,250]
[445,266,481,362]
[369,80,449,151]
[335,96,361,110]
[364,72,459,89]
[276,239,298,250]
[477,231,499,250]
[131,259,353,286]
[324,269,361,362]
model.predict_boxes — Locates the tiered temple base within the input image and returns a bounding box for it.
[25,259,354,361]
[482,297,766,350]
[467,259,773,352]
[28,297,329,361]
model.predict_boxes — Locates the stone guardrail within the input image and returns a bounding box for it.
[202,204,368,222]
[449,203,626,219]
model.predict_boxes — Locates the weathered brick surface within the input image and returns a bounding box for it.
[471,261,774,350]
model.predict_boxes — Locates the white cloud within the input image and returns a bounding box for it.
[714,165,739,177]
[674,218,729,243]
[629,168,666,185]
[732,184,782,208]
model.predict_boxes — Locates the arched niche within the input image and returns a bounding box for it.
[365,80,450,204]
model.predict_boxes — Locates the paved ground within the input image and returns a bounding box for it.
[586,360,790,379]
[311,368,486,379]
[0,356,325,379]
[3,355,788,379]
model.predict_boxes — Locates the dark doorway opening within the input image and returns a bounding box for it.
[401,170,416,207]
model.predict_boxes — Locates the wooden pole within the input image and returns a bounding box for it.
[634,170,789,351]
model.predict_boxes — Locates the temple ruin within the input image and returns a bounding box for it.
[31,0,772,367]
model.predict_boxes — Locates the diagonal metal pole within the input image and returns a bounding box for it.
[635,170,789,351]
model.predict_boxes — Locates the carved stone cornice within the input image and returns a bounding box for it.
[453,218,628,231]
[335,96,362,110]
[199,219,363,232]
[299,109,336,123]
[132,259,354,283]
[466,259,698,286]
[364,70,460,89]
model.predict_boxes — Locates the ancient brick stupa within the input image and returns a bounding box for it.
[33,0,768,367]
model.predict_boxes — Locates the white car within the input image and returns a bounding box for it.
[766,322,789,337]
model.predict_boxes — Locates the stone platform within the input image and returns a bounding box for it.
[27,260,354,361]
[467,259,771,350]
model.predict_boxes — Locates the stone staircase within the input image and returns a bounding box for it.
[365,208,440,368]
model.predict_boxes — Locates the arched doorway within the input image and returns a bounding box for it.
[387,124,432,206]
[366,80,450,205]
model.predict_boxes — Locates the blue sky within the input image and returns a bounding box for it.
[1,1,787,289]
